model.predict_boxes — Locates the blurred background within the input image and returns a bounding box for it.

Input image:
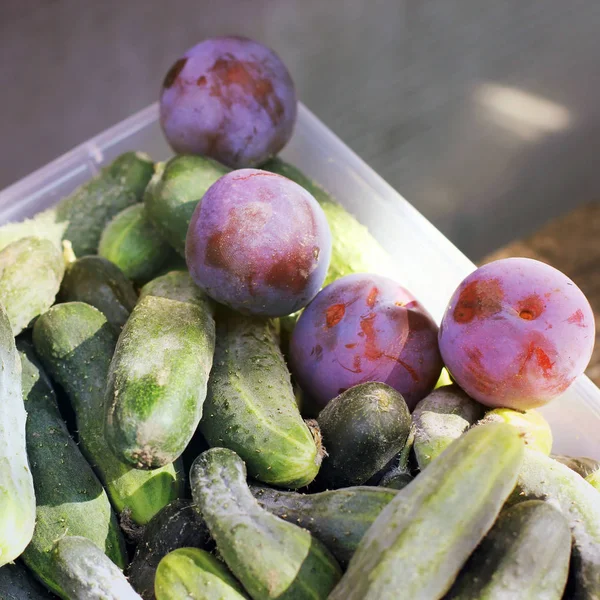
[1,0,600,262]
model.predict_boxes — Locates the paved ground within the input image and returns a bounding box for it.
[2,0,600,260]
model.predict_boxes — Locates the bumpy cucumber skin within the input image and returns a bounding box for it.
[32,302,183,525]
[55,152,154,256]
[412,384,485,469]
[0,561,55,599]
[18,341,127,593]
[330,423,524,600]
[0,305,36,566]
[199,310,321,488]
[316,382,411,488]
[155,548,249,600]
[251,483,397,567]
[128,499,212,600]
[52,536,141,600]
[262,157,396,286]
[99,204,176,284]
[509,450,600,599]
[144,155,230,256]
[0,237,64,335]
[105,271,215,469]
[58,255,138,329]
[446,500,571,600]
[191,448,342,600]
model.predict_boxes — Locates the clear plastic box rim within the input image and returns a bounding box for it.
[1,102,598,458]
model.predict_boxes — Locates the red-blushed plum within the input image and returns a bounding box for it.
[159,36,297,168]
[439,258,595,410]
[289,273,443,411]
[186,169,331,317]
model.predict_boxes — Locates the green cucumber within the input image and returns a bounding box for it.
[316,382,411,488]
[587,468,600,491]
[250,483,397,567]
[509,449,600,599]
[0,561,55,599]
[446,500,571,600]
[552,455,600,478]
[478,407,553,455]
[128,499,212,600]
[191,448,342,600]
[51,536,141,600]
[199,310,322,488]
[262,157,396,286]
[55,152,154,256]
[144,156,230,256]
[412,384,485,469]
[0,304,36,566]
[329,423,524,600]
[32,302,183,525]
[378,470,413,490]
[99,204,176,284]
[58,255,138,329]
[0,237,64,335]
[0,154,153,257]
[18,341,126,593]
[378,426,416,490]
[155,548,249,600]
[105,271,215,469]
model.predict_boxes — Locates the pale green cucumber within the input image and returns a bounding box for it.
[329,423,524,600]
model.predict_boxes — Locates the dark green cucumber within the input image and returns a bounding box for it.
[378,426,416,490]
[316,382,411,488]
[32,302,183,525]
[99,204,176,284]
[144,155,230,256]
[446,500,571,600]
[0,305,36,566]
[378,470,413,490]
[155,548,249,600]
[58,255,138,329]
[0,561,55,599]
[199,310,322,488]
[51,536,141,600]
[128,499,212,600]
[105,271,215,469]
[55,152,154,256]
[250,483,397,567]
[262,157,396,286]
[18,341,126,593]
[330,423,524,600]
[509,449,600,599]
[412,384,485,469]
[191,448,342,600]
[0,237,64,335]
[551,455,600,478]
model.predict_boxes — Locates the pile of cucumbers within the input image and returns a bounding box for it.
[0,151,599,600]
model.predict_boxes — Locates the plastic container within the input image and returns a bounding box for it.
[1,102,598,459]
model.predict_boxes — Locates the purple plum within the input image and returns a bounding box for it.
[159,36,297,168]
[186,168,331,317]
[439,258,595,410]
[289,273,443,411]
